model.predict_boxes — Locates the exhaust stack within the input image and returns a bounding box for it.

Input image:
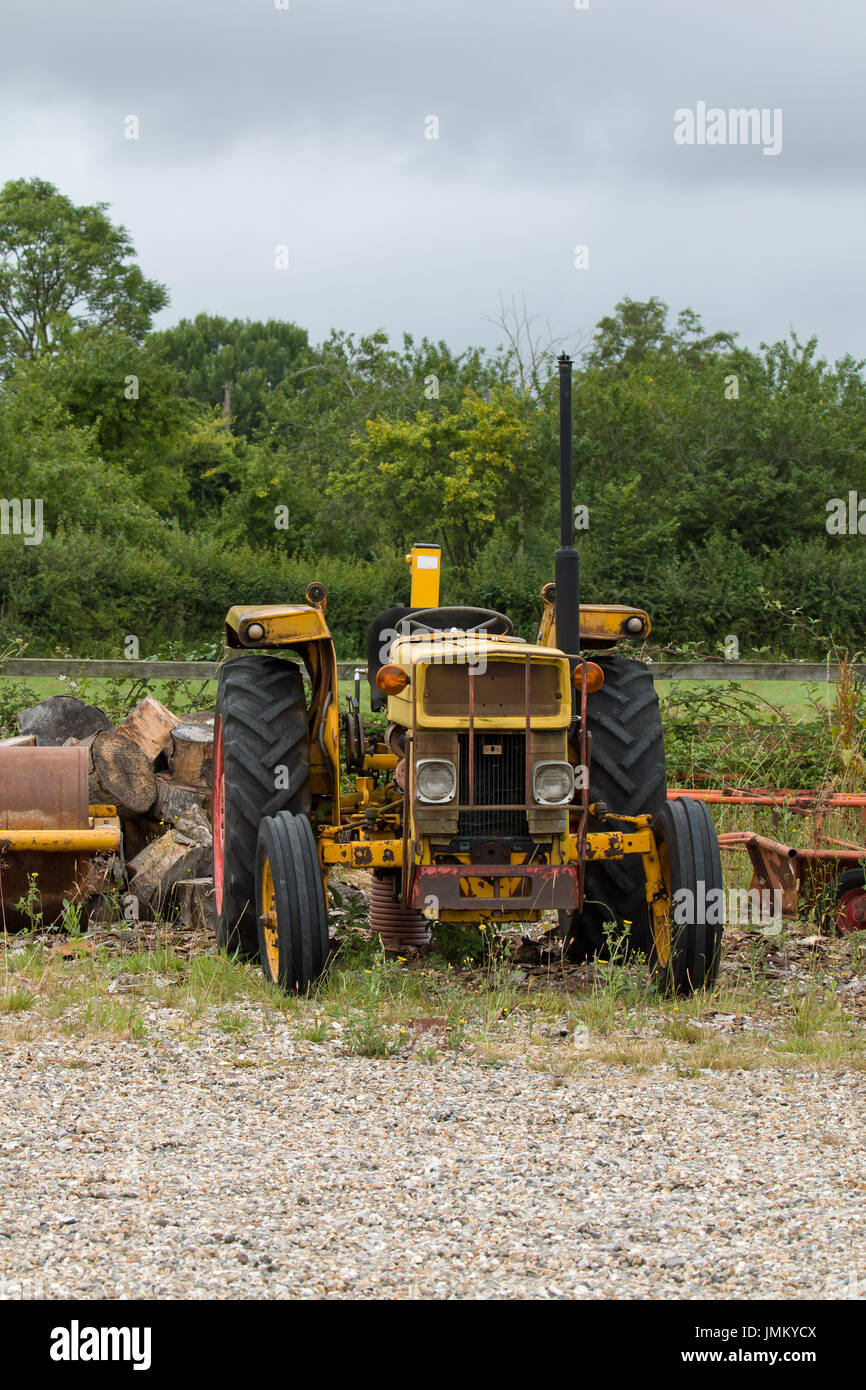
[554,353,580,671]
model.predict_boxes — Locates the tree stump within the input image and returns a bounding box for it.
[171,878,216,932]
[127,831,211,915]
[169,724,214,787]
[153,774,212,827]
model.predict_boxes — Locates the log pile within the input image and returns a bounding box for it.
[11,692,217,932]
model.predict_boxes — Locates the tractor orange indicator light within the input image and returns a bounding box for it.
[573,661,605,693]
[376,664,410,695]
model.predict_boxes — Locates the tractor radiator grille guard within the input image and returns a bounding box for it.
[456,731,528,838]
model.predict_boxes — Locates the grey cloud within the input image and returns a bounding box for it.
[0,0,863,361]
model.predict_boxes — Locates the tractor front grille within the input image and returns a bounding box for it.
[457,731,528,838]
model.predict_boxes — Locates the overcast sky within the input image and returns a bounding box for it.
[1,0,863,362]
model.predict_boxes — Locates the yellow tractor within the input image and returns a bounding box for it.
[212,356,723,995]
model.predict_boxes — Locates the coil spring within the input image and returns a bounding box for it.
[369,872,430,949]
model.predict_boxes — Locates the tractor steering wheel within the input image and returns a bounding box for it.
[404,606,514,637]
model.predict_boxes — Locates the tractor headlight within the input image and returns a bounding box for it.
[416,759,457,804]
[532,761,575,806]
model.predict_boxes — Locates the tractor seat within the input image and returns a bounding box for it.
[365,605,512,711]
[366,606,418,711]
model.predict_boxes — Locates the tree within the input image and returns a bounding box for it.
[330,386,538,575]
[586,296,735,370]
[0,177,167,367]
[12,329,199,514]
[150,314,309,439]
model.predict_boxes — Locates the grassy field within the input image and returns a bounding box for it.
[654,678,834,718]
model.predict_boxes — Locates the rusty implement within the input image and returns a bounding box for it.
[717,831,866,920]
[668,788,866,809]
[0,746,122,930]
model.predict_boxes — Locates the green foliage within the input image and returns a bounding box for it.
[0,678,40,736]
[13,331,197,514]
[659,682,849,789]
[0,207,864,670]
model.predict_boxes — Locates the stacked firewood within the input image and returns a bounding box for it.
[5,693,216,930]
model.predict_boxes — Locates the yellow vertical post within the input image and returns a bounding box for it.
[405,544,441,608]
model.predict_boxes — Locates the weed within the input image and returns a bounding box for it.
[15,874,43,933]
[1,983,34,1013]
[60,898,85,938]
[62,997,145,1041]
[298,1016,331,1043]
[346,1010,402,1058]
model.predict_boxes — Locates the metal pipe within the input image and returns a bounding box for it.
[669,789,866,807]
[468,665,476,808]
[554,353,580,673]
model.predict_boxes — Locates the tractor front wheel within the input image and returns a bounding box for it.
[650,797,724,995]
[255,811,330,992]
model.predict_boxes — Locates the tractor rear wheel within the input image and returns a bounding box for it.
[255,811,329,992]
[213,655,311,958]
[650,797,723,995]
[561,655,667,961]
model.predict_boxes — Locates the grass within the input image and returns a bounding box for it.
[0,915,863,1073]
[654,679,835,719]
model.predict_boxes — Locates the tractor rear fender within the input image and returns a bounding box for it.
[224,604,340,812]
[536,586,651,649]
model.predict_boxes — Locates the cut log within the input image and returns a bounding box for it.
[116,695,179,763]
[82,730,157,819]
[169,723,214,787]
[174,803,213,849]
[0,733,37,747]
[127,831,211,914]
[17,696,112,746]
[171,878,216,932]
[154,774,211,827]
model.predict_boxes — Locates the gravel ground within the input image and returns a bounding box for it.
[0,1029,863,1300]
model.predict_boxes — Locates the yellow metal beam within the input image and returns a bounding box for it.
[0,826,122,853]
[319,839,402,868]
[576,829,655,860]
